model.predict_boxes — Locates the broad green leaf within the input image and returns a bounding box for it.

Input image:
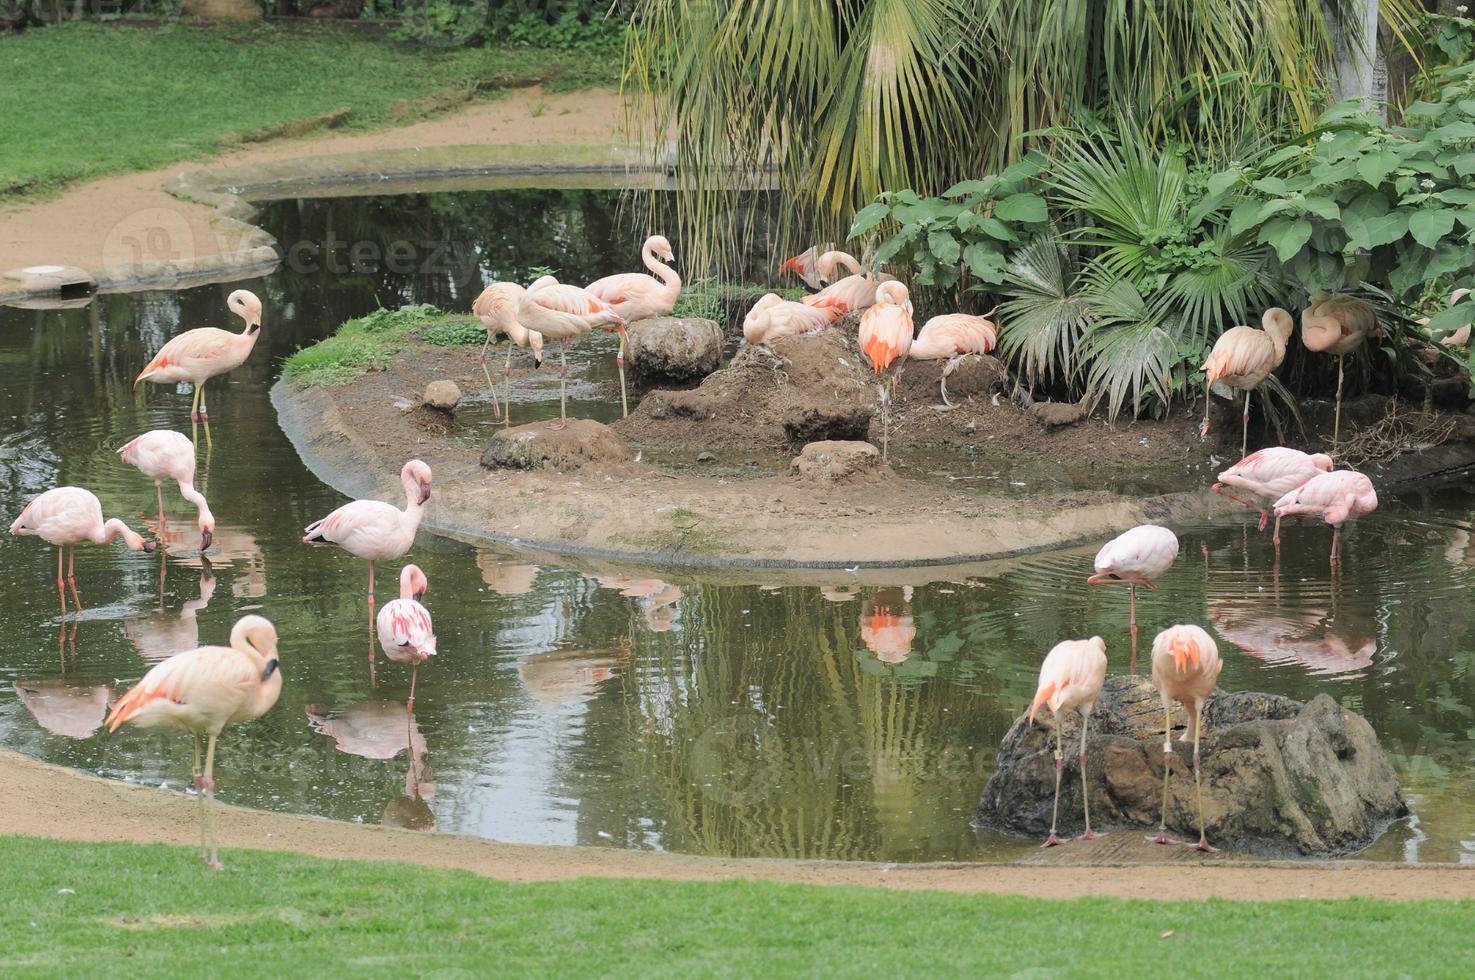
[1451,152,1475,176]
[1409,209,1457,248]
[1261,217,1313,262]
[1426,242,1475,279]
[1251,176,1291,195]
[978,217,1019,242]
[847,202,891,239]
[1357,148,1401,186]
[943,178,993,200]
[962,244,1007,284]
[927,230,962,266]
[993,193,1048,224]
[1300,197,1341,220]
[1229,198,1263,235]
[1205,170,1241,197]
[1437,188,1475,206]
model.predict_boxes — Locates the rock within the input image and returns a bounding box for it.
[791,441,888,484]
[625,317,724,384]
[696,452,717,464]
[975,675,1405,857]
[1028,400,1088,430]
[422,380,462,413]
[482,420,631,472]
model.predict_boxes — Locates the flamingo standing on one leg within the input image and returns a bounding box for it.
[1146,624,1223,852]
[742,293,839,347]
[1200,308,1293,455]
[1300,293,1381,445]
[134,289,263,447]
[907,312,999,406]
[1272,469,1378,566]
[376,564,436,709]
[858,281,914,462]
[303,460,431,658]
[472,281,545,426]
[10,486,155,613]
[1212,447,1333,548]
[1028,635,1108,847]
[106,615,281,870]
[586,235,681,418]
[1086,524,1178,672]
[117,430,215,551]
[778,244,833,290]
[517,279,626,429]
[802,251,888,316]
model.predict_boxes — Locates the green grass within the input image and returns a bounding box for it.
[1,835,1470,976]
[0,20,621,197]
[282,304,482,387]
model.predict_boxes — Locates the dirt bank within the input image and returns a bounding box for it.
[0,86,649,300]
[3,748,1470,900]
[271,330,1240,572]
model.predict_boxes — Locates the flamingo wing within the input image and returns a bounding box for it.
[303,499,402,551]
[137,328,238,382]
[107,646,256,731]
[377,598,436,657]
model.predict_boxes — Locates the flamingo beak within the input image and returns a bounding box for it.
[142,539,158,554]
[201,529,213,551]
[419,481,432,504]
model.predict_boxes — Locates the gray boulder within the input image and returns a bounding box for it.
[976,675,1405,857]
[626,317,724,384]
[422,380,462,413]
[482,419,631,472]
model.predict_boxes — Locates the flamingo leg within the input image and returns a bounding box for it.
[547,341,570,431]
[1273,515,1283,550]
[190,384,201,424]
[55,547,67,616]
[1129,583,1139,674]
[1211,484,1269,531]
[155,481,167,534]
[1078,710,1103,841]
[1241,389,1251,456]
[1148,701,1181,845]
[1042,715,1066,848]
[1191,709,1217,852]
[1330,524,1341,566]
[939,357,956,407]
[193,732,206,863]
[408,659,420,712]
[203,731,222,870]
[1199,386,1211,439]
[66,545,81,612]
[503,344,515,428]
[479,335,502,419]
[1333,353,1345,445]
[616,328,629,419]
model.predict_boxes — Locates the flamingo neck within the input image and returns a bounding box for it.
[96,518,144,550]
[643,244,681,298]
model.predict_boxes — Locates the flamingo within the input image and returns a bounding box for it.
[1301,292,1381,444]
[1212,447,1333,547]
[376,564,437,709]
[860,588,915,665]
[586,234,681,322]
[741,293,837,347]
[1086,524,1179,670]
[107,614,281,870]
[117,430,214,550]
[1272,470,1378,565]
[801,251,884,316]
[517,278,627,426]
[135,289,263,445]
[302,460,431,641]
[858,280,914,461]
[778,243,833,290]
[1200,308,1294,454]
[1146,624,1223,852]
[1028,635,1108,847]
[10,486,155,613]
[472,281,546,422]
[907,312,1000,406]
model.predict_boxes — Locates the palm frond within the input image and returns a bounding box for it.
[996,236,1092,390]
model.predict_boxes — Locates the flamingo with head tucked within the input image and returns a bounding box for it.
[1213,447,1333,547]
[1200,308,1294,454]
[1029,635,1108,847]
[1147,624,1223,852]
[303,460,431,639]
[135,289,263,444]
[10,486,155,613]
[473,281,545,426]
[858,281,914,461]
[1087,524,1178,671]
[802,251,885,316]
[1300,293,1381,444]
[742,293,838,347]
[1272,469,1378,565]
[517,279,627,426]
[778,244,834,290]
[118,429,214,550]
[908,312,999,406]
[376,564,436,709]
[107,614,281,870]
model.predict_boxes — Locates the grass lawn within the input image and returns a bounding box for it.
[1,835,1470,976]
[282,304,483,386]
[0,20,619,197]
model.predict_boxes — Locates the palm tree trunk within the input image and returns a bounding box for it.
[1331,0,1385,117]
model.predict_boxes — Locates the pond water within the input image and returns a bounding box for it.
[0,188,1472,864]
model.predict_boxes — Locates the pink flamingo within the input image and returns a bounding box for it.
[473,279,547,427]
[10,486,155,613]
[741,293,837,346]
[376,564,437,709]
[1213,447,1333,547]
[860,588,916,665]
[1147,624,1223,852]
[302,460,431,639]
[517,278,627,426]
[1028,635,1108,847]
[586,234,681,322]
[1301,293,1381,444]
[858,280,914,461]
[1087,524,1179,670]
[1272,470,1378,565]
[118,429,215,550]
[135,289,263,443]
[908,312,1000,406]
[778,244,833,290]
[802,251,883,316]
[1200,308,1293,454]
[107,614,281,870]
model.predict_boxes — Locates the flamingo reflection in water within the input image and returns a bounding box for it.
[593,576,683,632]
[18,617,110,739]
[517,647,625,707]
[861,587,915,665]
[305,700,436,831]
[125,558,217,662]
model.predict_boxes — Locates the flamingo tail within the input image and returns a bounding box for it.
[1028,682,1058,724]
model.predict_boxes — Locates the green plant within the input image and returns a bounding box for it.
[492,10,625,57]
[283,304,482,386]
[395,0,486,50]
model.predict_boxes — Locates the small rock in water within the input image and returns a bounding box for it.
[423,380,462,413]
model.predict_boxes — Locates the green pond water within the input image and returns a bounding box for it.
[0,188,1472,863]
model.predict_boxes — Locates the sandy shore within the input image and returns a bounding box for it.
[0,86,634,279]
